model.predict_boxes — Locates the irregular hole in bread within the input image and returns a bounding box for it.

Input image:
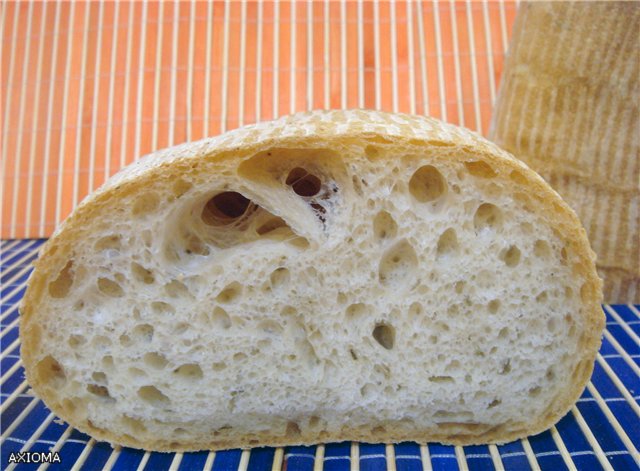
[164,279,189,297]
[49,261,74,298]
[131,262,155,284]
[138,386,170,407]
[345,303,368,320]
[173,363,203,380]
[464,160,497,178]
[258,319,284,336]
[94,235,121,251]
[119,334,132,346]
[379,240,418,287]
[536,291,548,303]
[132,324,154,342]
[499,359,511,375]
[132,192,160,216]
[270,267,290,290]
[122,415,147,434]
[128,367,147,378]
[500,245,521,267]
[210,307,232,329]
[172,178,193,198]
[151,301,175,315]
[68,334,87,349]
[372,322,395,350]
[35,355,66,388]
[86,384,114,402]
[256,217,287,236]
[286,167,322,197]
[101,355,114,370]
[285,421,302,437]
[143,352,169,369]
[474,203,503,232]
[436,228,459,256]
[216,282,243,303]
[488,299,501,314]
[409,165,447,203]
[528,386,542,398]
[91,335,112,350]
[97,277,124,298]
[509,169,528,185]
[428,376,455,383]
[201,191,252,226]
[212,361,227,371]
[373,211,398,241]
[92,372,107,383]
[488,399,502,409]
[534,239,551,258]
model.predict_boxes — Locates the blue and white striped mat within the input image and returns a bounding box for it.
[1,239,638,470]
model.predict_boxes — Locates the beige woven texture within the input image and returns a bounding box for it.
[490,1,640,303]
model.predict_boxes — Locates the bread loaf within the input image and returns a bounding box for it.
[490,1,640,302]
[21,110,603,451]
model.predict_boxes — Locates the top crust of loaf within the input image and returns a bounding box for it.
[20,110,603,450]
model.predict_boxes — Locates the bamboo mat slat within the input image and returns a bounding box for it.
[1,0,518,239]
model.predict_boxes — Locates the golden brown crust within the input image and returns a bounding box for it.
[490,1,639,302]
[20,110,603,450]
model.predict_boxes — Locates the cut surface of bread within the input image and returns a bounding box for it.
[21,110,603,451]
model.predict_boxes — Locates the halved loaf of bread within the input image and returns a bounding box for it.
[21,110,603,451]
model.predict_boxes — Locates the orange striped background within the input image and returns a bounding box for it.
[1,0,517,239]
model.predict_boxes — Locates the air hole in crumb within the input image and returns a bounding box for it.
[536,291,548,303]
[256,217,287,235]
[216,282,243,303]
[151,301,175,314]
[373,211,398,241]
[474,203,503,232]
[534,240,551,258]
[143,352,168,369]
[97,277,124,297]
[173,363,203,380]
[547,317,558,333]
[131,262,155,284]
[49,261,74,298]
[92,372,107,384]
[498,327,509,339]
[122,415,147,433]
[409,165,447,202]
[546,368,556,381]
[165,279,189,297]
[455,281,466,294]
[95,235,121,251]
[436,228,459,256]
[211,307,232,329]
[270,268,290,289]
[464,160,497,178]
[132,193,160,216]
[258,320,283,335]
[372,322,395,350]
[378,240,418,287]
[346,303,368,320]
[528,386,542,397]
[488,399,502,409]
[499,359,511,375]
[580,282,590,302]
[172,178,193,198]
[138,386,170,407]
[428,375,454,383]
[68,334,87,348]
[285,421,302,437]
[286,167,322,197]
[212,362,227,371]
[35,355,66,387]
[133,324,154,342]
[349,348,359,360]
[87,384,113,400]
[509,170,527,185]
[119,334,132,346]
[501,245,521,267]
[201,192,251,226]
[488,299,500,314]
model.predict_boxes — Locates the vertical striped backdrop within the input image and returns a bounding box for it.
[1,0,517,239]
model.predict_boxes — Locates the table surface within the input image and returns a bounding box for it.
[1,240,639,470]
